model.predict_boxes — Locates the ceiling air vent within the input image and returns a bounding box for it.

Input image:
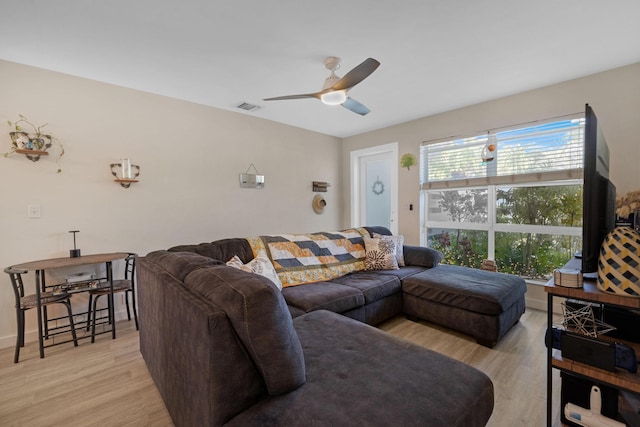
[236,102,260,112]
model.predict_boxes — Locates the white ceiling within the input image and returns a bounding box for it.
[1,1,639,138]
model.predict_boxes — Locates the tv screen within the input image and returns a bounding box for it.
[582,104,616,277]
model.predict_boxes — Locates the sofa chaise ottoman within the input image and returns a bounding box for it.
[403,264,527,348]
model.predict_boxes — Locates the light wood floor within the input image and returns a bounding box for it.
[380,309,562,426]
[0,309,562,426]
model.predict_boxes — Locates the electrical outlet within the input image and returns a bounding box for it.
[27,204,41,218]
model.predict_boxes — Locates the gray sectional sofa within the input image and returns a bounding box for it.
[137,226,525,426]
[166,226,526,347]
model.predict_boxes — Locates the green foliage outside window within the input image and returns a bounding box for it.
[428,184,582,279]
[429,229,488,269]
[494,185,582,278]
[495,232,579,279]
[496,185,582,227]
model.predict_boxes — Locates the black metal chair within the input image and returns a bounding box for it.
[5,266,78,363]
[86,253,138,341]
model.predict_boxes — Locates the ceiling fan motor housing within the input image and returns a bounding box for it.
[323,56,341,71]
[322,57,341,90]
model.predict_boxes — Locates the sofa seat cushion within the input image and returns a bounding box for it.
[183,265,306,396]
[402,264,526,315]
[225,310,494,427]
[331,272,401,304]
[282,282,364,314]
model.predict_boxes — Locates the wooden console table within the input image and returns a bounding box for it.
[9,252,129,359]
[545,258,640,426]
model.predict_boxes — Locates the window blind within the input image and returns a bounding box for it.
[421,115,584,190]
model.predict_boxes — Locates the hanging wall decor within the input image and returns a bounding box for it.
[312,194,326,214]
[4,114,65,172]
[312,181,330,192]
[481,143,496,163]
[400,153,417,171]
[110,158,141,188]
[239,163,264,189]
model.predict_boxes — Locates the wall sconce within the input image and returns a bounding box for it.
[110,158,140,188]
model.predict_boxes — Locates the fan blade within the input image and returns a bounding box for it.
[331,58,380,91]
[263,92,321,101]
[342,97,370,116]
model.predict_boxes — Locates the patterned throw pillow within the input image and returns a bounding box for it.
[226,250,283,290]
[373,233,405,267]
[363,237,399,270]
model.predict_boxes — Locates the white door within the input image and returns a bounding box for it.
[350,143,398,234]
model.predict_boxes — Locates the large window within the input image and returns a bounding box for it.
[421,116,584,280]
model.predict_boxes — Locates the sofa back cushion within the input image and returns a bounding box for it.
[169,238,254,263]
[144,249,224,281]
[363,226,393,237]
[403,245,444,268]
[184,265,306,395]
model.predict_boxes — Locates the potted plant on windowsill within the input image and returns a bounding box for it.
[4,114,64,172]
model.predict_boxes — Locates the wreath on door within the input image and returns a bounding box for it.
[372,177,384,196]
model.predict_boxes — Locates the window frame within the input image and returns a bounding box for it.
[420,114,585,280]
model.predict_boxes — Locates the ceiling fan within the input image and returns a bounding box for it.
[263,57,380,116]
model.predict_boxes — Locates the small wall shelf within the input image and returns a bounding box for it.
[114,178,139,188]
[16,149,48,156]
[15,149,49,162]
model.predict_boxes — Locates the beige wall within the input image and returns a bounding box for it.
[0,60,343,346]
[342,61,640,309]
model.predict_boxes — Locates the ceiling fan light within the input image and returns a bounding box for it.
[321,90,347,106]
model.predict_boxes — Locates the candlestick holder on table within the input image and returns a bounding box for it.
[69,230,81,258]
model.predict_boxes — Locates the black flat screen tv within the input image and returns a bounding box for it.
[582,104,616,277]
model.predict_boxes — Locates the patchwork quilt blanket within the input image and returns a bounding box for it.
[246,228,368,287]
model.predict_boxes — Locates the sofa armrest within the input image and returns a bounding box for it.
[403,245,443,268]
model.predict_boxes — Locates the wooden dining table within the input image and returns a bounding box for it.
[9,252,130,359]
